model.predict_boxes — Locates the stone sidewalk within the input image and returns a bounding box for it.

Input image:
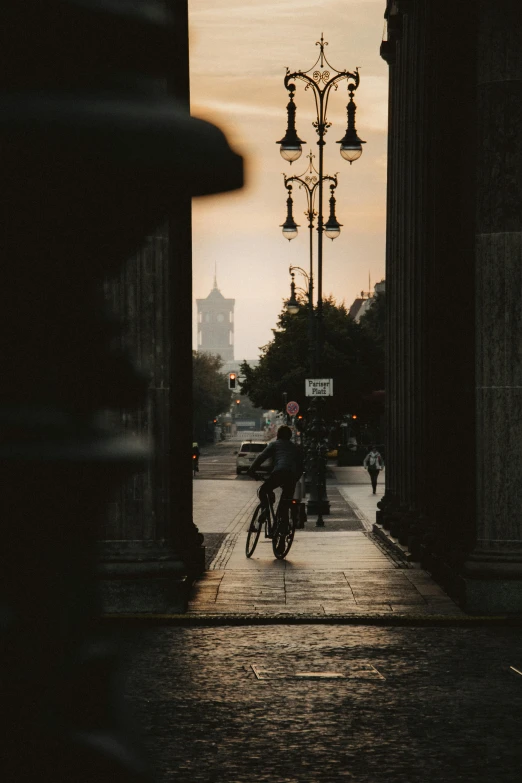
[189,468,462,617]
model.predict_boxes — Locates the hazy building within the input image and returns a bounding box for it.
[196,275,234,361]
[222,359,260,376]
[349,279,385,323]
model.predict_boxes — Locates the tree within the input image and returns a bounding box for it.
[240,296,384,421]
[192,351,231,443]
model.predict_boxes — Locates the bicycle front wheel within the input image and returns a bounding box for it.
[272,504,296,560]
[246,503,263,558]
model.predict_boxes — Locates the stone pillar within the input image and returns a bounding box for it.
[401,0,429,550]
[0,1,242,775]
[379,1,479,578]
[98,1,242,613]
[100,230,189,613]
[167,0,207,577]
[463,1,522,612]
[378,1,428,545]
[377,3,401,529]
[422,1,477,575]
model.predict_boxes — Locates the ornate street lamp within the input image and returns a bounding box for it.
[337,83,366,163]
[280,184,299,240]
[286,264,315,385]
[277,84,307,163]
[281,152,339,327]
[324,183,342,240]
[277,34,365,518]
[286,267,310,315]
[277,34,364,324]
[285,271,301,315]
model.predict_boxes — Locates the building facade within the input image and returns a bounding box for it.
[348,280,385,323]
[377,0,522,613]
[196,277,235,361]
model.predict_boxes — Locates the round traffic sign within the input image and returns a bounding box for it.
[286,401,299,416]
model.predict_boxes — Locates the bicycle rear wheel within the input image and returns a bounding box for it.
[246,503,263,558]
[272,501,296,560]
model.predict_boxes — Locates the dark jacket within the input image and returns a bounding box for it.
[250,439,303,478]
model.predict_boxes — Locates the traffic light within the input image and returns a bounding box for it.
[228,372,237,390]
[236,399,240,405]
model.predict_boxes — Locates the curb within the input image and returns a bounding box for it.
[99,612,522,627]
[372,523,413,562]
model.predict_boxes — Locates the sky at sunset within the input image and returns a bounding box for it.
[189,0,387,361]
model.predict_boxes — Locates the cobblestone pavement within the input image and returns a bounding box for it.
[123,623,522,783]
[119,456,521,781]
[202,532,227,569]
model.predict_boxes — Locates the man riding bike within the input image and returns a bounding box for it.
[247,425,303,517]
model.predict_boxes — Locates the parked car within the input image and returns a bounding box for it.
[236,441,272,475]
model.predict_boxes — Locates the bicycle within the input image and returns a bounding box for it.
[245,473,298,560]
[192,454,199,477]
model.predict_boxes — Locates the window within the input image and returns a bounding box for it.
[240,443,267,453]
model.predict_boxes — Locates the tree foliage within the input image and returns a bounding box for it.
[240,296,384,419]
[192,351,231,442]
[233,392,265,422]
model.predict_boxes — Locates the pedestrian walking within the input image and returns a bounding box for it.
[363,445,384,494]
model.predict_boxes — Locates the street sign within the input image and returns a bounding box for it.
[286,401,299,416]
[305,378,333,397]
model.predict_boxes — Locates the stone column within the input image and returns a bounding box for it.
[377,3,401,529]
[463,1,522,612]
[167,0,207,576]
[400,0,429,549]
[419,0,477,579]
[0,1,243,775]
[98,1,242,613]
[378,0,428,545]
[100,230,189,613]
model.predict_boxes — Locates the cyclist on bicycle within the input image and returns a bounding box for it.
[247,425,303,511]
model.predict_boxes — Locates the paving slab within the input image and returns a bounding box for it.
[188,474,463,618]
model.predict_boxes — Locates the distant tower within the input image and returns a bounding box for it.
[196,271,235,361]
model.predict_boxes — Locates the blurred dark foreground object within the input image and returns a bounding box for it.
[0,1,243,780]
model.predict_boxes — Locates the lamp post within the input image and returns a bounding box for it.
[277,34,365,519]
[284,265,328,522]
[281,152,341,370]
[285,265,314,371]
